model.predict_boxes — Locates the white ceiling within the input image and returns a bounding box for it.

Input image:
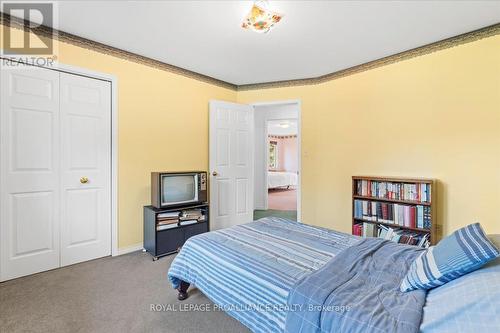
[268,120,298,136]
[8,1,500,85]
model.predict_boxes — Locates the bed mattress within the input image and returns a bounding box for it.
[268,172,298,189]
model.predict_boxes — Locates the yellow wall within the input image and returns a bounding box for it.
[238,35,500,236]
[0,24,237,248]
[2,23,499,248]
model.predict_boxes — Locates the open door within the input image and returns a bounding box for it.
[209,101,254,230]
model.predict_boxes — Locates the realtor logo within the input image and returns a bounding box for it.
[2,2,54,55]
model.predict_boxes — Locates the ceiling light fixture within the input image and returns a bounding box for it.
[241,1,283,34]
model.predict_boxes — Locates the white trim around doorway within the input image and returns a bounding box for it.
[251,99,302,222]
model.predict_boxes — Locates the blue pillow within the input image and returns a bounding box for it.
[401,223,499,292]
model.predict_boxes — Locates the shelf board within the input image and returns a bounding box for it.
[352,195,431,206]
[353,218,431,233]
[147,203,209,213]
[352,176,434,184]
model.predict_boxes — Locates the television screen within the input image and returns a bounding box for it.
[161,175,197,205]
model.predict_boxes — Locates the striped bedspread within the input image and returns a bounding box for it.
[168,217,360,333]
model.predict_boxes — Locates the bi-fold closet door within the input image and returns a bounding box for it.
[0,63,111,281]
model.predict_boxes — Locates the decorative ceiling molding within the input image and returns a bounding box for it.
[238,23,500,91]
[0,12,237,90]
[1,12,498,92]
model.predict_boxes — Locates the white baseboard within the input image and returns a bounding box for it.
[114,243,144,256]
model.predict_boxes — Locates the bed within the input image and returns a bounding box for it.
[168,218,500,333]
[268,171,298,189]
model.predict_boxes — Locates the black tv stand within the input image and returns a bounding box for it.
[143,203,209,261]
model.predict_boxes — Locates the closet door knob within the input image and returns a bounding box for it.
[212,171,218,177]
[80,177,89,184]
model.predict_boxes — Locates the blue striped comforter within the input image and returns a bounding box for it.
[168,217,360,333]
[286,238,427,333]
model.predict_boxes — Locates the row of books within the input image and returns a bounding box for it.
[378,225,430,248]
[352,223,430,248]
[354,199,431,230]
[157,211,180,230]
[355,180,431,203]
[156,209,206,231]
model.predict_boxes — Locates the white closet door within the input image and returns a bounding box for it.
[60,73,111,266]
[0,65,61,281]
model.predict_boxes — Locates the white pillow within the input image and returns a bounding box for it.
[420,234,500,333]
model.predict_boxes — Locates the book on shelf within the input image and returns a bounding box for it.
[362,223,377,238]
[179,219,199,226]
[356,180,431,203]
[424,207,431,229]
[158,212,180,219]
[156,211,181,230]
[353,223,429,247]
[157,219,179,226]
[157,223,179,231]
[181,209,203,219]
[180,216,206,222]
[179,209,206,222]
[352,223,363,236]
[354,199,430,230]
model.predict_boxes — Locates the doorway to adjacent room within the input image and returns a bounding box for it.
[252,101,301,222]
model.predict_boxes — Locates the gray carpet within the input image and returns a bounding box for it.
[0,252,250,333]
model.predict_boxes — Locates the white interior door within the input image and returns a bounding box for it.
[209,101,254,230]
[60,73,111,266]
[0,64,61,281]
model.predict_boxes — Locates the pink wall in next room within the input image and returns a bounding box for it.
[269,136,298,172]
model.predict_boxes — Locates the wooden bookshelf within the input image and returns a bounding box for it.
[352,176,438,246]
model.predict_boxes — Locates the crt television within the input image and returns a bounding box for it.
[151,171,207,209]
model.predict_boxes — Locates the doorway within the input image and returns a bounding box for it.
[252,101,301,222]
